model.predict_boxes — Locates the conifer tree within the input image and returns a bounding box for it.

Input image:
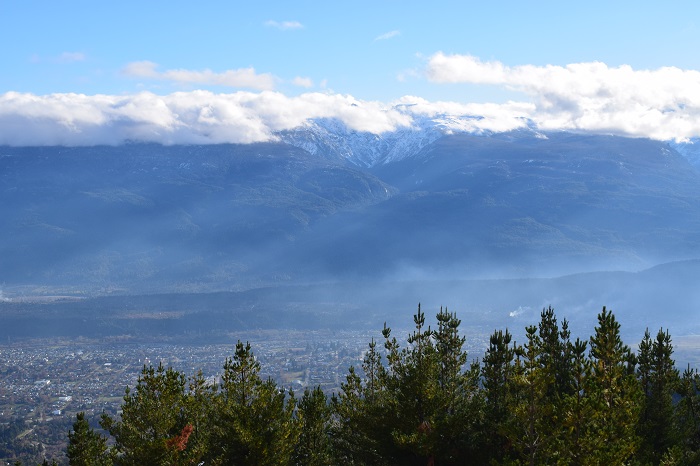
[481,328,517,462]
[100,363,194,466]
[293,386,332,466]
[676,365,700,464]
[637,328,680,463]
[67,412,112,466]
[209,340,298,466]
[331,364,388,465]
[433,307,483,464]
[506,325,552,465]
[557,336,590,466]
[382,304,441,465]
[583,307,641,465]
[182,370,216,464]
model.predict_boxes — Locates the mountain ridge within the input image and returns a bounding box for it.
[2,127,700,296]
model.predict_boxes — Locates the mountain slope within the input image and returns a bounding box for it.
[0,143,393,292]
[2,129,700,295]
[285,132,700,279]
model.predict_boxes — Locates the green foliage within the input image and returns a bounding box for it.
[293,386,333,466]
[50,303,700,466]
[582,307,642,465]
[67,412,112,466]
[100,363,206,466]
[676,365,700,465]
[637,328,680,464]
[333,305,483,465]
[209,340,297,466]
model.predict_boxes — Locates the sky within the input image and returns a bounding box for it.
[2,0,700,145]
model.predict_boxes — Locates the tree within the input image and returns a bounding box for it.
[676,365,700,464]
[432,307,483,464]
[556,336,590,466]
[333,305,481,465]
[380,304,441,465]
[293,386,332,466]
[100,363,193,466]
[583,307,641,465]
[209,340,297,466]
[331,347,391,466]
[481,327,517,462]
[637,328,680,464]
[505,325,552,466]
[67,412,112,466]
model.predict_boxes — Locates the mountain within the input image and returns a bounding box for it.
[2,125,700,304]
[670,138,700,169]
[281,131,700,279]
[277,113,542,167]
[0,143,393,293]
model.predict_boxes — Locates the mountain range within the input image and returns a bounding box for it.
[2,119,700,337]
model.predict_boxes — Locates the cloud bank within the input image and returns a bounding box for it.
[3,55,700,146]
[427,53,700,140]
[0,91,417,146]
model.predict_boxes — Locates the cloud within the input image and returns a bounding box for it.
[56,52,86,63]
[122,61,277,91]
[29,52,87,64]
[375,30,400,41]
[394,96,535,134]
[265,20,304,30]
[292,76,314,88]
[0,91,413,146]
[4,56,700,147]
[426,53,700,140]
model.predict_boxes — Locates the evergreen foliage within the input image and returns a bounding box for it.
[58,305,700,466]
[66,412,112,466]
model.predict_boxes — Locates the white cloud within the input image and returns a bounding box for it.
[56,52,86,63]
[122,61,277,91]
[265,20,304,30]
[122,61,159,78]
[426,53,700,140]
[29,52,87,64]
[394,96,535,134]
[375,30,400,41]
[292,76,314,88]
[4,56,700,148]
[0,91,413,146]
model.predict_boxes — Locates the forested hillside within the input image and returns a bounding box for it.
[31,306,700,466]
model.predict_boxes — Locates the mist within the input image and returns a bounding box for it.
[2,129,700,357]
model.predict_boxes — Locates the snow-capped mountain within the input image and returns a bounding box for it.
[277,113,543,167]
[670,138,700,170]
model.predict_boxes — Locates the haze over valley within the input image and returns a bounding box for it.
[3,122,700,342]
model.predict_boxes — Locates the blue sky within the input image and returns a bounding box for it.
[1,1,700,144]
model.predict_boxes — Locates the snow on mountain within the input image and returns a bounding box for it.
[669,138,700,170]
[277,110,541,167]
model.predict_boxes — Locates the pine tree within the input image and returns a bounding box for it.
[181,370,216,464]
[481,327,517,462]
[67,412,112,466]
[382,304,441,465]
[583,307,641,465]
[331,363,389,465]
[293,386,332,466]
[433,307,483,464]
[637,328,680,463]
[100,363,192,466]
[209,340,297,466]
[557,336,590,466]
[534,307,574,463]
[506,325,552,466]
[676,365,700,464]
